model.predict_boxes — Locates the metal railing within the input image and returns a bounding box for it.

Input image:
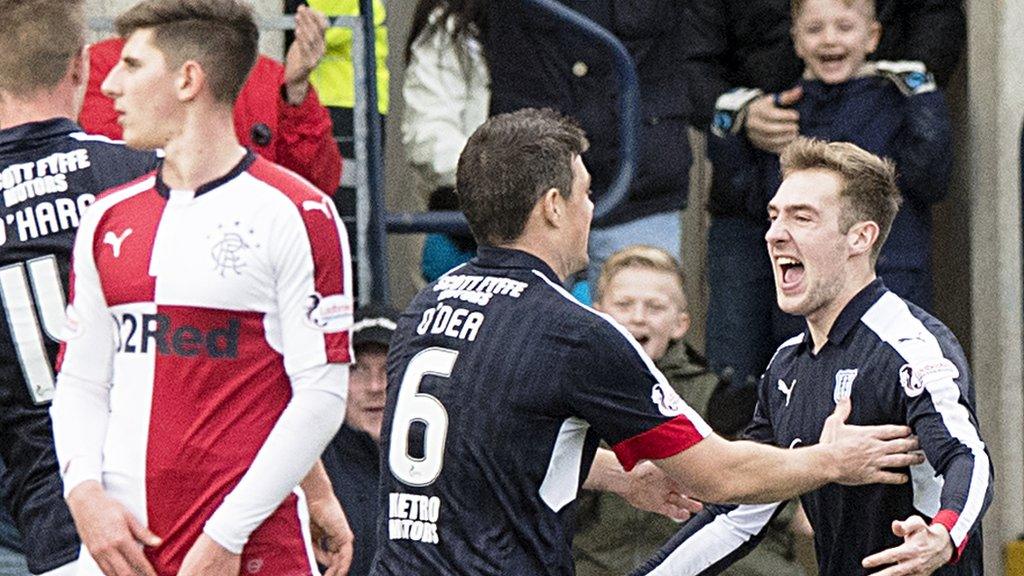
[93,0,640,307]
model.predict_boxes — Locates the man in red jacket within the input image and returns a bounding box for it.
[79,5,342,195]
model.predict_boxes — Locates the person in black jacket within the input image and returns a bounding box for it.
[684,0,964,387]
[484,0,695,292]
[320,305,399,576]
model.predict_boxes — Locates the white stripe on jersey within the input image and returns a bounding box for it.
[538,416,590,512]
[645,503,781,576]
[763,332,805,375]
[861,291,989,546]
[531,270,713,438]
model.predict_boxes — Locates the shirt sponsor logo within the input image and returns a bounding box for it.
[305,293,353,332]
[388,492,441,544]
[833,369,858,403]
[433,274,528,306]
[899,358,959,398]
[651,381,685,417]
[115,312,240,358]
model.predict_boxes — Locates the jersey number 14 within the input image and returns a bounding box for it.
[0,256,66,404]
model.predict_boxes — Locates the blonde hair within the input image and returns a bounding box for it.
[0,0,85,97]
[595,245,687,308]
[780,138,902,262]
[791,0,876,22]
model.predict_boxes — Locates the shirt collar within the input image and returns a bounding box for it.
[812,277,888,347]
[473,245,561,284]
[0,118,81,153]
[154,149,256,199]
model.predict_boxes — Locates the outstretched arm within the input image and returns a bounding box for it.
[655,399,922,504]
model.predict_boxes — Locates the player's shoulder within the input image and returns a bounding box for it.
[243,153,329,207]
[860,290,964,363]
[764,332,806,372]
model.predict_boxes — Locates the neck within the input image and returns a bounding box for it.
[160,105,244,190]
[502,236,574,282]
[0,90,74,129]
[806,269,876,353]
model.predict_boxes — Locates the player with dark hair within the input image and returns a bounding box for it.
[0,1,159,574]
[49,1,354,575]
[632,139,992,576]
[370,108,925,575]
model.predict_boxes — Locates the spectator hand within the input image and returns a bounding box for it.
[745,86,802,154]
[622,461,704,522]
[178,533,240,576]
[284,5,328,105]
[67,481,160,576]
[307,491,354,576]
[861,515,953,575]
[819,398,925,486]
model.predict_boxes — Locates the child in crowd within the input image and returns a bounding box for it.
[706,0,952,384]
[572,246,805,576]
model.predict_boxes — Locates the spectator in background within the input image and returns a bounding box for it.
[573,246,804,576]
[320,305,399,576]
[79,5,342,195]
[686,0,963,388]
[484,1,695,296]
[401,0,489,282]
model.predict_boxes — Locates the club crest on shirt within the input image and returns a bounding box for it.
[833,369,858,403]
[208,221,259,277]
[651,381,684,417]
[899,358,959,398]
[305,292,353,332]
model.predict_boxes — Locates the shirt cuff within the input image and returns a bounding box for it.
[931,509,966,564]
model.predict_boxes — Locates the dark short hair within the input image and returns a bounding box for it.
[0,0,85,97]
[780,138,902,262]
[456,108,588,246]
[115,0,258,103]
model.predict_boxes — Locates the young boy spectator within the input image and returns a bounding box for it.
[573,246,805,576]
[705,0,951,385]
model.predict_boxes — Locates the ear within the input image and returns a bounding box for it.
[846,220,879,258]
[176,60,205,102]
[867,20,881,54]
[539,187,564,228]
[671,309,690,341]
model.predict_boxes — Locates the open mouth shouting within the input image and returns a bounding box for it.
[776,256,805,294]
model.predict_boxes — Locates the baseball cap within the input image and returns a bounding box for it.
[352,304,400,348]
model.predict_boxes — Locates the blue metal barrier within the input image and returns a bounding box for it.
[378,0,641,240]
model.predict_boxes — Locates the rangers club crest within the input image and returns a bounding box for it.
[833,369,858,403]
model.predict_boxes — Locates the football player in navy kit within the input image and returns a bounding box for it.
[370,108,925,576]
[633,139,991,576]
[0,1,158,574]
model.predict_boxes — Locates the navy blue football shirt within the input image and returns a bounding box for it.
[0,118,157,573]
[371,247,712,575]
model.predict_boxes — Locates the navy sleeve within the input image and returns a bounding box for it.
[565,315,711,471]
[891,332,993,561]
[629,502,788,576]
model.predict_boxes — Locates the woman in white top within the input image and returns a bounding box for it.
[401,0,489,281]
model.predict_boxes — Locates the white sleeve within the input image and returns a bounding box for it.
[400,19,490,191]
[50,203,119,496]
[204,364,348,553]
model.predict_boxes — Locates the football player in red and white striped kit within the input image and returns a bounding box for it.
[50,1,354,575]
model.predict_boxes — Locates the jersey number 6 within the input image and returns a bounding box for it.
[389,347,458,487]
